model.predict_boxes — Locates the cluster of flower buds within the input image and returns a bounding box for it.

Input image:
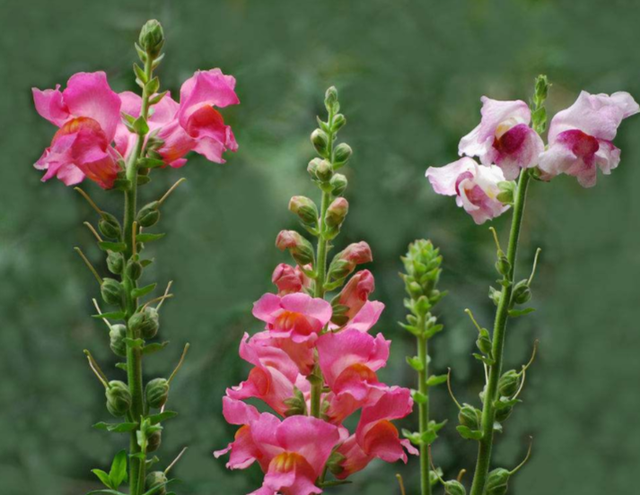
[426,76,639,224]
[216,88,416,495]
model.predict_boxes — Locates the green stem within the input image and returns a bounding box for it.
[124,54,154,495]
[469,170,532,495]
[417,314,431,495]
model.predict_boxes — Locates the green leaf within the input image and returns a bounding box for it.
[98,241,127,253]
[145,77,160,95]
[114,179,132,191]
[411,390,428,404]
[429,419,447,433]
[133,63,147,84]
[494,398,522,410]
[148,411,178,424]
[87,490,127,495]
[137,175,152,185]
[508,307,535,318]
[140,259,154,267]
[401,428,422,445]
[426,374,448,387]
[141,479,179,495]
[138,158,166,169]
[137,233,166,243]
[109,450,128,489]
[473,353,495,366]
[132,283,157,299]
[92,311,126,321]
[115,363,128,371]
[420,429,437,446]
[125,338,144,349]
[149,91,169,105]
[406,356,424,372]
[456,425,484,441]
[399,321,422,337]
[92,422,138,433]
[91,469,113,489]
[142,341,169,355]
[133,116,149,135]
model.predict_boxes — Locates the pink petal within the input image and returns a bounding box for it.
[221,396,260,425]
[32,85,69,127]
[252,293,283,324]
[343,301,385,333]
[426,157,477,196]
[280,293,333,327]
[178,69,239,127]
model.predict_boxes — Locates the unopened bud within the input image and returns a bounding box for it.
[315,159,333,182]
[311,129,329,156]
[99,213,122,240]
[101,278,125,307]
[145,377,169,409]
[145,471,168,495]
[498,370,521,398]
[147,429,162,452]
[139,20,165,58]
[495,404,513,423]
[485,468,511,495]
[325,86,339,111]
[137,201,160,228]
[330,173,348,196]
[288,196,318,227]
[325,198,349,228]
[336,269,374,320]
[283,388,307,417]
[444,480,467,495]
[106,380,132,417]
[512,280,531,305]
[332,113,346,131]
[109,324,127,357]
[326,450,346,476]
[307,158,322,178]
[107,252,124,275]
[272,263,304,295]
[333,143,352,168]
[458,404,482,430]
[275,230,315,266]
[327,241,373,281]
[129,307,160,340]
[126,259,143,281]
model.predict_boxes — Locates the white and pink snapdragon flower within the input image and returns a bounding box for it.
[216,249,416,495]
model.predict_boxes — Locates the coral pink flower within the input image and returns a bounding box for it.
[272,263,310,296]
[33,72,122,188]
[253,293,332,343]
[317,329,390,423]
[459,97,544,180]
[538,91,639,187]
[251,330,316,376]
[339,242,373,265]
[214,397,261,469]
[226,333,305,416]
[426,157,509,225]
[337,270,375,320]
[341,301,385,333]
[336,387,417,478]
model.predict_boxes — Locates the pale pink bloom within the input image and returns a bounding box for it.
[253,293,332,344]
[33,72,122,188]
[426,157,509,225]
[214,397,261,469]
[226,333,304,416]
[317,329,390,424]
[459,97,544,180]
[538,91,639,187]
[336,387,417,479]
[337,270,375,320]
[272,263,308,296]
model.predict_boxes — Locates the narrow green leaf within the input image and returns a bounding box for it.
[140,259,154,267]
[87,490,127,495]
[141,479,178,495]
[125,338,144,349]
[133,116,149,135]
[456,425,484,441]
[109,450,128,488]
[148,411,178,424]
[137,175,152,185]
[132,283,157,299]
[138,158,166,169]
[137,233,166,243]
[142,341,169,355]
[133,63,147,84]
[91,469,113,489]
[508,307,535,318]
[426,374,448,387]
[412,390,428,404]
[406,356,424,372]
[92,311,126,320]
[98,242,127,253]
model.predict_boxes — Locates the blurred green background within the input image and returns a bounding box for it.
[2,0,639,493]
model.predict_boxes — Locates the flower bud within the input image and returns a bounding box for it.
[311,129,329,156]
[494,404,513,423]
[99,213,122,240]
[139,19,165,58]
[109,324,127,357]
[126,259,143,281]
[129,307,160,340]
[288,196,318,227]
[327,241,373,282]
[332,113,346,131]
[147,429,162,452]
[512,280,531,305]
[336,270,374,320]
[137,201,160,228]
[283,388,307,417]
[275,230,315,266]
[145,377,170,409]
[498,370,521,398]
[333,143,352,168]
[330,173,348,196]
[325,198,349,228]
[145,471,168,495]
[307,158,322,178]
[107,252,124,275]
[458,404,482,430]
[106,380,132,417]
[325,86,339,112]
[495,255,510,277]
[272,263,304,295]
[485,468,511,495]
[315,159,333,182]
[101,278,125,307]
[326,450,346,476]
[444,480,467,495]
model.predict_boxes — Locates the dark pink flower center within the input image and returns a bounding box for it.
[493,123,528,156]
[557,129,600,160]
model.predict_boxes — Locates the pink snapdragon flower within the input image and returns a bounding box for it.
[336,270,375,321]
[426,156,509,224]
[459,97,544,180]
[538,91,639,187]
[33,72,122,188]
[336,387,417,478]
[214,397,261,469]
[341,301,385,333]
[272,263,310,296]
[253,293,332,343]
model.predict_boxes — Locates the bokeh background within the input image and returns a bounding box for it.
[2,0,640,494]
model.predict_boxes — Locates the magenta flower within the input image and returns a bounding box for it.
[335,387,417,478]
[426,156,509,224]
[214,397,261,469]
[341,300,385,333]
[336,270,375,321]
[458,96,544,180]
[33,72,122,188]
[272,263,310,296]
[538,91,639,187]
[252,293,332,343]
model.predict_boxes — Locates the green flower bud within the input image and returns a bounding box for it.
[332,113,346,131]
[476,329,493,356]
[106,252,124,275]
[330,173,348,196]
[139,19,165,58]
[458,404,482,430]
[283,388,307,417]
[485,468,511,495]
[275,230,315,266]
[325,86,339,111]
[333,143,352,168]
[126,259,143,281]
[137,201,160,228]
[325,198,349,228]
[444,480,467,495]
[99,213,122,240]
[129,307,160,340]
[101,278,125,307]
[145,378,170,409]
[307,158,322,178]
[495,404,513,423]
[147,429,162,452]
[109,324,127,357]
[288,196,318,227]
[145,471,168,495]
[495,255,510,277]
[315,159,333,182]
[106,380,132,417]
[498,370,521,398]
[326,450,346,476]
[512,280,531,305]
[311,129,329,156]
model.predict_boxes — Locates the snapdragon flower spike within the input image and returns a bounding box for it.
[538,91,639,187]
[426,156,510,224]
[33,72,122,188]
[459,97,544,180]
